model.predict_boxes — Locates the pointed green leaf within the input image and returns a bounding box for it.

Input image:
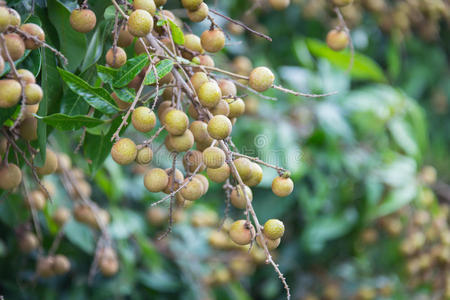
[112,87,136,103]
[167,19,184,45]
[97,64,118,84]
[143,59,174,85]
[36,113,104,130]
[112,54,149,88]
[81,21,107,72]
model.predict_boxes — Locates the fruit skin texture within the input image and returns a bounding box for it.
[164,109,189,136]
[128,9,153,37]
[117,26,134,47]
[18,69,36,84]
[20,23,45,50]
[0,7,9,32]
[70,9,97,33]
[207,163,230,183]
[24,83,43,105]
[37,149,58,176]
[227,98,246,119]
[144,168,169,192]
[133,0,156,15]
[269,0,290,10]
[234,157,252,181]
[190,72,208,92]
[182,0,202,11]
[229,220,255,245]
[0,79,22,108]
[326,29,349,51]
[249,67,275,92]
[132,106,156,132]
[0,163,22,190]
[231,185,253,209]
[207,115,232,140]
[136,147,153,165]
[111,138,137,165]
[106,47,127,68]
[332,0,353,7]
[244,162,263,187]
[218,79,237,97]
[190,120,212,143]
[264,219,285,240]
[168,129,194,152]
[183,150,205,173]
[210,99,230,116]
[272,176,294,197]
[27,190,46,210]
[19,117,38,141]
[164,168,184,193]
[201,29,225,53]
[8,9,21,27]
[187,3,209,22]
[2,33,25,61]
[256,235,280,250]
[184,33,204,53]
[198,81,222,108]
[202,147,225,169]
[180,177,204,200]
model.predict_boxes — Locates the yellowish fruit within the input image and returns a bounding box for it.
[184,33,204,53]
[226,98,245,118]
[249,67,275,92]
[269,0,290,10]
[208,230,229,249]
[70,9,96,33]
[24,83,43,105]
[144,168,168,192]
[202,146,225,169]
[106,47,127,68]
[19,117,38,141]
[164,109,189,135]
[233,157,252,181]
[133,0,156,15]
[18,69,36,84]
[56,153,72,172]
[0,79,22,108]
[111,138,137,165]
[19,232,39,253]
[256,234,280,250]
[232,56,252,75]
[218,79,237,97]
[263,219,285,240]
[243,162,263,187]
[99,254,119,277]
[135,147,153,165]
[146,206,168,226]
[190,120,212,144]
[200,28,225,53]
[53,255,71,275]
[168,129,194,152]
[198,81,222,108]
[229,220,255,245]
[128,9,153,37]
[182,0,202,11]
[231,185,252,209]
[195,174,209,194]
[0,7,9,32]
[132,106,156,132]
[187,3,209,22]
[36,256,54,278]
[27,190,47,210]
[52,207,71,227]
[180,177,204,200]
[183,150,205,173]
[190,72,208,92]
[2,33,25,61]
[332,0,353,7]
[8,9,21,27]
[164,168,184,193]
[271,176,294,197]
[210,99,230,116]
[326,29,349,51]
[155,0,167,6]
[36,148,58,176]
[117,26,134,47]
[207,163,230,183]
[207,115,232,140]
[20,23,45,50]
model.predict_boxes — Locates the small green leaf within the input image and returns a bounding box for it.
[157,19,167,26]
[143,59,174,85]
[81,21,107,72]
[167,19,184,45]
[64,220,95,254]
[36,113,104,130]
[104,5,116,20]
[59,68,119,114]
[113,54,149,88]
[97,64,118,84]
[112,87,136,103]
[0,106,19,126]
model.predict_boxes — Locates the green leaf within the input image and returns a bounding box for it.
[112,87,136,103]
[48,0,87,72]
[0,106,19,126]
[167,19,184,45]
[97,64,118,84]
[36,113,104,130]
[306,38,387,83]
[143,59,174,85]
[59,68,119,114]
[113,54,149,88]
[0,50,32,77]
[64,220,95,254]
[104,5,116,20]
[80,21,107,72]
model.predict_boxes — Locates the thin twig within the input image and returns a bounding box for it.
[334,8,354,73]
[272,84,338,98]
[231,151,288,175]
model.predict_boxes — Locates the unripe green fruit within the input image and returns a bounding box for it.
[229,220,255,245]
[0,7,9,32]
[249,67,275,92]
[184,33,204,53]
[0,79,22,108]
[128,9,153,37]
[164,168,184,193]
[70,9,97,33]
[263,219,285,240]
[37,148,58,176]
[154,0,167,6]
[190,120,212,144]
[256,234,280,250]
[144,168,168,192]
[198,81,222,108]
[203,147,225,169]
[19,117,38,141]
[272,176,294,197]
[20,23,45,50]
[164,109,189,135]
[226,98,245,118]
[180,177,204,201]
[190,72,208,92]
[207,163,230,183]
[243,162,263,187]
[24,83,43,105]
[233,157,252,181]
[332,0,353,7]
[201,28,225,53]
[106,47,127,68]
[187,3,209,22]
[52,207,71,227]
[133,0,156,15]
[117,26,134,47]
[19,232,39,253]
[111,92,132,110]
[182,0,202,11]
[27,190,46,210]
[0,163,22,190]
[53,255,71,275]
[231,185,252,209]
[111,138,137,165]
[134,37,150,55]
[132,106,156,132]
[136,147,153,164]
[207,115,232,140]
[218,79,237,97]
[18,69,36,84]
[2,33,25,61]
[210,99,230,116]
[269,0,290,10]
[168,129,194,152]
[36,256,55,278]
[326,29,349,51]
[8,9,21,27]
[183,150,205,173]
[195,174,209,194]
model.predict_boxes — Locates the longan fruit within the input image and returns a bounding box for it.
[187,3,209,22]
[232,56,253,75]
[19,116,38,141]
[132,106,156,132]
[133,0,156,15]
[190,120,212,144]
[230,185,253,209]
[37,148,58,176]
[0,79,22,108]
[24,83,43,105]
[164,168,184,193]
[154,0,167,6]
[200,28,225,53]
[134,37,150,55]
[218,79,237,97]
[180,177,204,201]
[8,9,21,27]
[56,153,72,173]
[146,206,168,226]
[193,54,215,68]
[157,100,172,118]
[207,163,230,183]
[271,176,294,197]
[135,147,153,165]
[198,81,222,108]
[332,0,353,7]
[53,255,71,275]
[249,67,275,92]
[183,150,205,173]
[0,7,9,32]
[52,207,71,227]
[144,168,168,192]
[20,23,45,50]
[229,220,255,245]
[70,9,96,33]
[256,234,280,250]
[226,98,245,118]
[263,219,285,240]
[110,138,137,165]
[195,174,209,194]
[233,157,252,181]
[190,72,209,92]
[184,33,204,53]
[207,115,232,140]
[2,33,25,61]
[208,230,229,249]
[243,162,263,187]
[168,129,194,152]
[27,190,47,210]
[36,256,55,278]
[202,146,225,169]
[210,99,230,116]
[269,0,290,10]
[106,47,127,68]
[227,22,244,35]
[181,0,203,11]
[326,29,349,51]
[99,254,119,277]
[117,26,134,48]
[128,9,153,37]
[19,232,39,253]
[164,109,189,136]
